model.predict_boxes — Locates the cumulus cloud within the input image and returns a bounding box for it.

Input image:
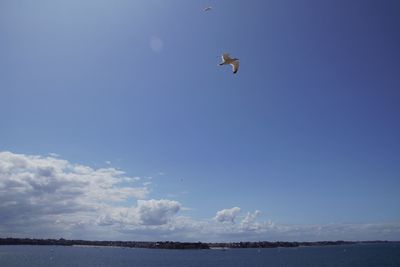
[136,199,180,225]
[0,151,170,235]
[240,210,262,231]
[96,199,181,226]
[215,207,241,223]
[1,151,400,242]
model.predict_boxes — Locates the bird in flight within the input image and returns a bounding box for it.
[203,6,212,12]
[219,53,239,74]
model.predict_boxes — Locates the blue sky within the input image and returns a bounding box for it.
[0,0,399,241]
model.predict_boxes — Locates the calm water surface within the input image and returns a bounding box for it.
[0,243,399,267]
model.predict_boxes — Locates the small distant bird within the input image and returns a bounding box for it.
[203,6,212,11]
[219,53,239,74]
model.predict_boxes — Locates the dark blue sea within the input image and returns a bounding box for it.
[0,243,399,266]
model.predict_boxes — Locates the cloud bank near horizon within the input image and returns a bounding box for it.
[0,151,399,242]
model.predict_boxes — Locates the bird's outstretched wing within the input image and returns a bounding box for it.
[231,60,239,74]
[222,53,231,62]
[204,6,212,11]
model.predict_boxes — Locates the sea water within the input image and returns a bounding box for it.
[0,243,399,267]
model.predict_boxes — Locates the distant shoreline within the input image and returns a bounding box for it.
[0,238,396,250]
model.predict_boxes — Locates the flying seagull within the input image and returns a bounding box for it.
[204,6,212,11]
[219,53,239,74]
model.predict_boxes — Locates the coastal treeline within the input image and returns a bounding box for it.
[0,238,390,250]
[0,238,208,249]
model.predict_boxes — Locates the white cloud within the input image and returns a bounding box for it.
[1,151,399,242]
[0,151,149,233]
[95,199,181,227]
[240,210,262,231]
[214,207,241,223]
[136,199,180,225]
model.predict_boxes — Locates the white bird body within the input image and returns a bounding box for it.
[219,53,239,74]
[204,6,212,11]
